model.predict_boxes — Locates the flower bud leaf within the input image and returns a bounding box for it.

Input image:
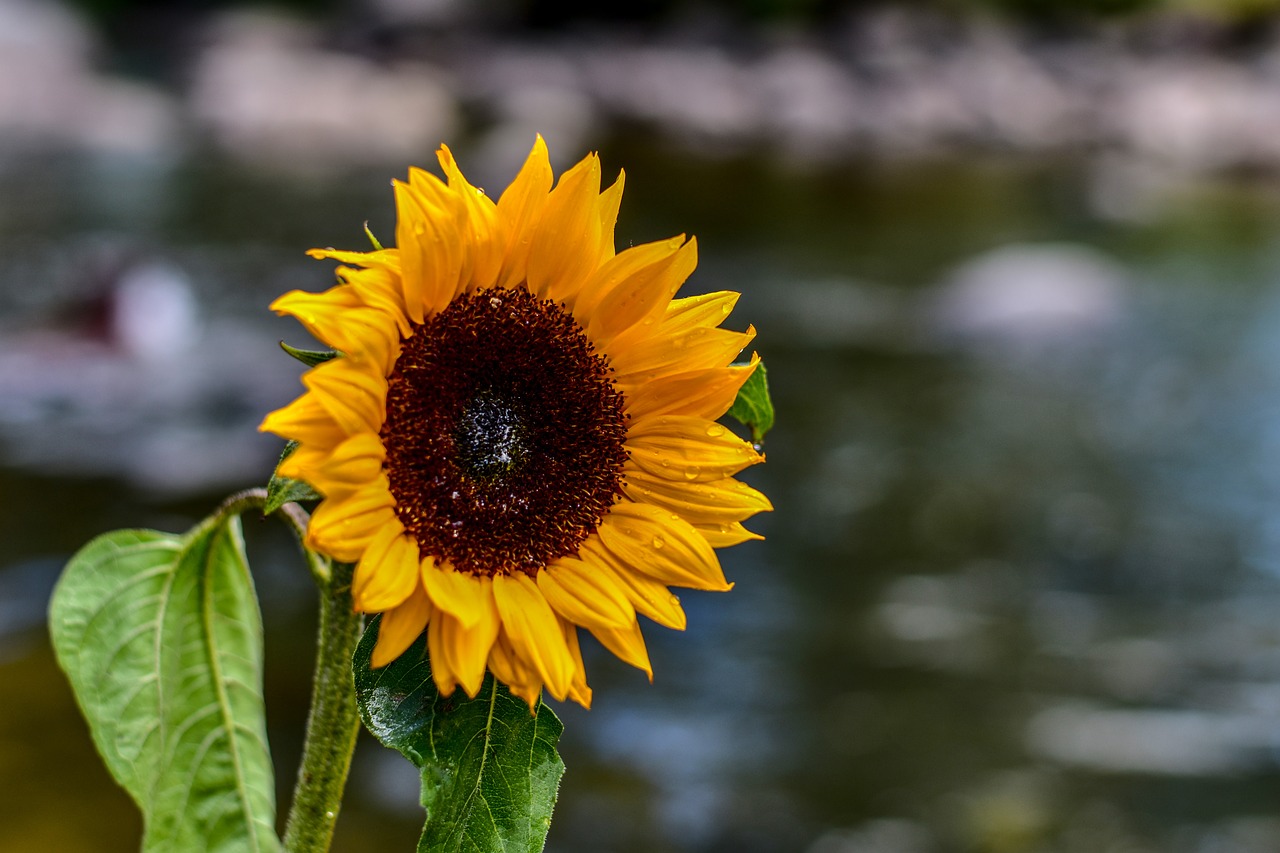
[280,341,339,367]
[727,358,774,445]
[265,440,322,515]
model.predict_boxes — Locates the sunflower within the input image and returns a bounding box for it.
[261,137,769,708]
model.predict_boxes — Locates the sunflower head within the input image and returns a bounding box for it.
[261,138,770,708]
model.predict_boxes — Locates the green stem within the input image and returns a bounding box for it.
[283,559,363,853]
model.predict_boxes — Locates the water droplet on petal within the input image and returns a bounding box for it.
[705,423,725,437]
[684,465,701,480]
[651,536,665,549]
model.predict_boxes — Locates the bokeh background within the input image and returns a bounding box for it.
[8,0,1280,850]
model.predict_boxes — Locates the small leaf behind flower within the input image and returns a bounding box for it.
[49,520,279,853]
[265,440,323,515]
[727,358,775,445]
[353,618,565,853]
[280,341,339,367]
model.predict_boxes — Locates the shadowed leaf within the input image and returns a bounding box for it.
[353,618,565,853]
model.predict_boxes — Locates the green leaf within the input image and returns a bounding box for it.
[265,440,323,515]
[353,618,565,853]
[727,359,775,445]
[280,340,339,367]
[49,519,280,853]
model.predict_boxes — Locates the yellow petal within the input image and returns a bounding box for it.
[625,416,763,483]
[437,145,503,290]
[527,153,601,303]
[338,264,411,340]
[587,237,696,348]
[588,620,652,680]
[694,521,763,548]
[270,285,362,352]
[536,557,635,632]
[420,557,489,628]
[393,179,430,324]
[353,525,421,613]
[394,177,464,322]
[596,169,625,264]
[427,585,499,697]
[621,356,758,421]
[597,501,731,591]
[487,628,542,709]
[622,469,773,526]
[312,431,386,497]
[579,541,687,630]
[307,246,401,273]
[259,394,343,446]
[609,290,743,356]
[573,235,684,328]
[492,573,575,701]
[275,438,331,484]
[611,325,755,383]
[371,583,432,668]
[496,136,553,289]
[307,484,396,562]
[662,290,741,330]
[562,623,593,708]
[302,358,387,437]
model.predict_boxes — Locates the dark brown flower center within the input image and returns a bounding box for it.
[381,285,629,577]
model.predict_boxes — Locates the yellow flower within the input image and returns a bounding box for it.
[261,138,769,708]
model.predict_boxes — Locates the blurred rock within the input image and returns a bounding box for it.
[807,819,934,853]
[0,253,298,494]
[189,10,459,172]
[926,243,1129,349]
[1025,703,1278,775]
[0,0,178,157]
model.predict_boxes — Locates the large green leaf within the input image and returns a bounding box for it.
[353,618,565,853]
[49,520,280,853]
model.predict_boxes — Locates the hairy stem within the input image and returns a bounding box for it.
[283,558,363,852]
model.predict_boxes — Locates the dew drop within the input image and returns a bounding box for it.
[683,465,701,480]
[720,303,731,315]
[705,423,725,437]
[651,536,665,549]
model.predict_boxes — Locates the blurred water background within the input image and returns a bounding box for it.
[10,0,1280,851]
